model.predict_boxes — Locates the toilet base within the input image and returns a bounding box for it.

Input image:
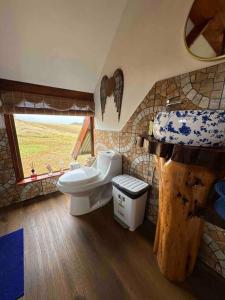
[69,183,112,216]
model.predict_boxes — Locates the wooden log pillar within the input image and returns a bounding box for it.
[153,157,216,282]
[138,135,225,281]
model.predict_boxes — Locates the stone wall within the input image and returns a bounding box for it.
[95,61,225,279]
[0,115,60,207]
[0,127,20,206]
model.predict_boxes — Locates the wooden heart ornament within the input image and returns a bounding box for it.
[100,69,124,121]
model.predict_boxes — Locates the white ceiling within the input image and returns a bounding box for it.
[0,0,127,92]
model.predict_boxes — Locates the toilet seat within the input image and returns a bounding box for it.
[57,150,122,216]
[58,167,100,187]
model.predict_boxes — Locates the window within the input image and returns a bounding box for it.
[5,114,94,180]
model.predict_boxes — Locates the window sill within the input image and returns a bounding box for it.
[17,170,67,186]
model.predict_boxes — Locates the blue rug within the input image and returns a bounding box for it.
[0,229,24,300]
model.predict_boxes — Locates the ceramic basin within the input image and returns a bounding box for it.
[153,110,225,147]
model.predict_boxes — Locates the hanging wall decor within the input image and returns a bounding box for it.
[100,68,124,121]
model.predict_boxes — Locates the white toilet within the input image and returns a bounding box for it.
[57,150,122,216]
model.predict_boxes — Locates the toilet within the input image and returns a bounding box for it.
[57,150,122,216]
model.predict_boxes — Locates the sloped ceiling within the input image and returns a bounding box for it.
[94,0,220,131]
[0,0,127,92]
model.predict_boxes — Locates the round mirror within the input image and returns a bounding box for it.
[184,0,225,61]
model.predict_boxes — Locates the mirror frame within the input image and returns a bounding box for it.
[184,1,225,62]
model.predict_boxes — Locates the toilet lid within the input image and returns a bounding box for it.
[59,167,100,186]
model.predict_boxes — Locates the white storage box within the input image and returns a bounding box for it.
[112,175,149,231]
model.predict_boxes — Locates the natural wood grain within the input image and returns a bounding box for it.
[153,157,217,282]
[4,114,24,181]
[17,171,65,185]
[138,135,225,170]
[0,193,225,299]
[188,0,225,56]
[0,78,93,102]
[72,117,91,159]
[186,18,212,48]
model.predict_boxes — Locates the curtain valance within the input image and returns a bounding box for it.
[0,79,94,116]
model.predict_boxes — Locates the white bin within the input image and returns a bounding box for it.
[112,175,149,231]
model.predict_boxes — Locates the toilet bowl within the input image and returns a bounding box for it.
[57,150,122,215]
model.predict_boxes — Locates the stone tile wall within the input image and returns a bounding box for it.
[0,128,20,206]
[95,62,225,279]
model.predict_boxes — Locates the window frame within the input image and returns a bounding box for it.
[4,114,95,182]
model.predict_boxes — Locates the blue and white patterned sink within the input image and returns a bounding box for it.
[153,110,225,147]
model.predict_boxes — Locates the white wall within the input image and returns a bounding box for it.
[0,0,127,92]
[94,0,224,131]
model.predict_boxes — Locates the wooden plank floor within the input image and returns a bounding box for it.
[0,192,225,300]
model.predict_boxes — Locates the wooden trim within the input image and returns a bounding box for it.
[4,113,95,182]
[4,114,24,181]
[90,116,95,157]
[186,18,212,48]
[221,31,225,55]
[17,170,67,185]
[71,116,95,159]
[72,117,90,159]
[138,135,225,170]
[0,78,94,102]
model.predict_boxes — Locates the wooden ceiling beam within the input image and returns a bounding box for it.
[0,78,94,103]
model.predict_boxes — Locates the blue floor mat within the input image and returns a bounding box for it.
[0,229,24,300]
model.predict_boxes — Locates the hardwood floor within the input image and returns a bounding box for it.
[0,192,225,300]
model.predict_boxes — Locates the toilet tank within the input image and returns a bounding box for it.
[96,150,122,178]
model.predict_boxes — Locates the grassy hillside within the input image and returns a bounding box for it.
[14,119,90,177]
